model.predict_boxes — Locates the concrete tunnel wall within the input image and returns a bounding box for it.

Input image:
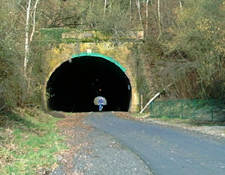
[46,53,132,112]
[43,42,140,112]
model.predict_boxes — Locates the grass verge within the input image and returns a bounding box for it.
[0,108,67,175]
[130,112,225,126]
[129,112,225,137]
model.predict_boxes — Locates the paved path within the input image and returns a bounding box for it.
[86,113,225,175]
[51,113,152,175]
[52,112,225,175]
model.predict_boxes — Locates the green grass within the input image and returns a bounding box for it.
[132,112,225,127]
[0,108,67,175]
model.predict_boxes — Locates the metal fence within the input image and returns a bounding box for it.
[149,99,225,122]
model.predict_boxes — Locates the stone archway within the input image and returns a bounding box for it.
[46,53,132,112]
[41,29,142,112]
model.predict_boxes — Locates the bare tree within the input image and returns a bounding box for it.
[130,0,132,22]
[24,0,32,74]
[157,0,162,39]
[179,0,183,9]
[30,0,40,42]
[136,0,143,28]
[104,0,107,17]
[145,0,150,35]
[24,0,40,75]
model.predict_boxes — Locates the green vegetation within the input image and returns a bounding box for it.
[137,0,225,102]
[40,28,70,44]
[149,99,225,122]
[0,108,66,175]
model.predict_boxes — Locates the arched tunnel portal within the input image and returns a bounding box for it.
[46,53,132,112]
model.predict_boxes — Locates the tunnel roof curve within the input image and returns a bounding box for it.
[71,53,126,73]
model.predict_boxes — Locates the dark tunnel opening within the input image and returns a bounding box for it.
[47,56,132,112]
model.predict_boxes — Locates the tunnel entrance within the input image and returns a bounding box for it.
[46,54,132,112]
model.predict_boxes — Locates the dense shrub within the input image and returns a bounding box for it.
[140,0,225,99]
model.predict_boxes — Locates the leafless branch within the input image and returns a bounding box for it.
[30,0,40,43]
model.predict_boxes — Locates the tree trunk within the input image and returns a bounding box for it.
[179,1,183,9]
[130,0,132,22]
[104,0,107,17]
[157,0,162,40]
[136,0,143,29]
[30,0,40,42]
[145,0,149,37]
[24,0,32,75]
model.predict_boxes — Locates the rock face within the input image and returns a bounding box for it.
[41,29,143,112]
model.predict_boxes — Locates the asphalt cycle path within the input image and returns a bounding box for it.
[51,113,152,175]
[86,112,225,175]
